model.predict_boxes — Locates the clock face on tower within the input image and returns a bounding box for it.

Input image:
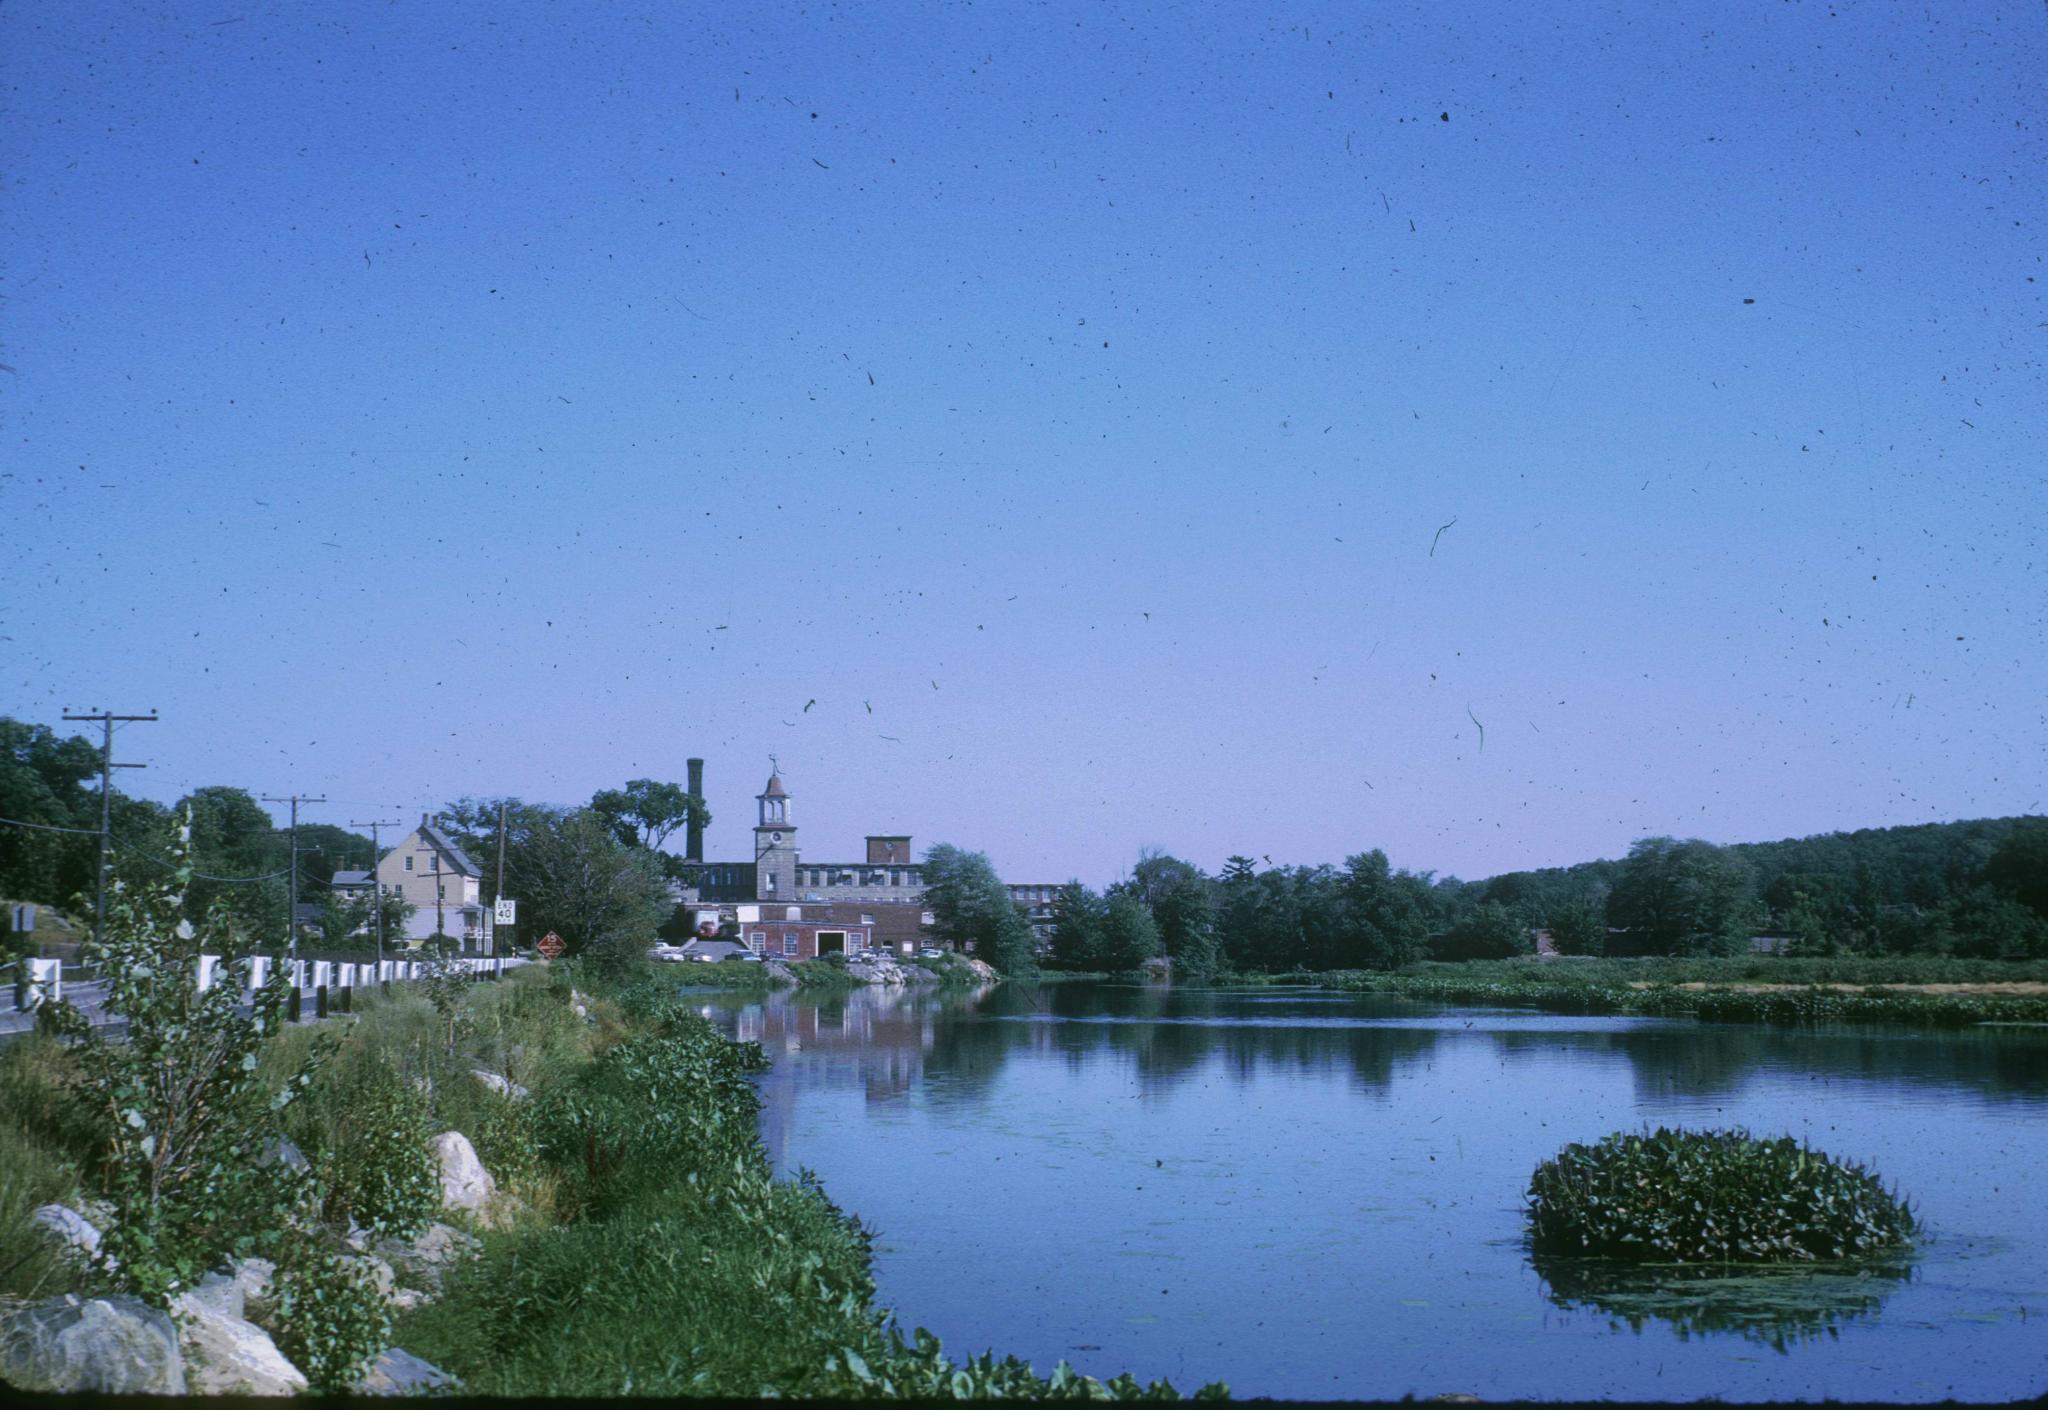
[770,831,783,843]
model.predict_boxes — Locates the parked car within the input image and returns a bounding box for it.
[917,947,943,960]
[737,952,765,963]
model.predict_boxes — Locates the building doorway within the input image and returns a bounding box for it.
[817,931,847,956]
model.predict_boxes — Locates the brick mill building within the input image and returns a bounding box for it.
[678,762,1060,957]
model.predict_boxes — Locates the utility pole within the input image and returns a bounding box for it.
[495,802,508,958]
[260,793,325,962]
[62,709,157,948]
[352,818,399,970]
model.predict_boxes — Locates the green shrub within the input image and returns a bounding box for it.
[1527,1128,1915,1263]
[269,1249,393,1392]
[43,820,322,1306]
[535,1020,767,1219]
[302,1047,440,1240]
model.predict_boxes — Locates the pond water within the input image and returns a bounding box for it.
[690,981,2048,1402]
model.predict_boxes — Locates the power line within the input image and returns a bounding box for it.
[260,793,325,963]
[351,818,399,970]
[62,709,157,947]
[0,815,102,836]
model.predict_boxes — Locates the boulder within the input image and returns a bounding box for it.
[0,1294,187,1394]
[258,1134,310,1172]
[174,1278,307,1396]
[469,1068,529,1101]
[763,958,796,984]
[373,1221,481,1298]
[339,1252,398,1303]
[30,1202,103,1267]
[433,1130,498,1221]
[225,1256,279,1324]
[355,1346,459,1396]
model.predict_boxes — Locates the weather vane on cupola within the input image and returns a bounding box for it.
[768,754,779,777]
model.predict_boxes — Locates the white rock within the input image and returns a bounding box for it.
[373,1221,481,1297]
[0,1294,187,1394]
[469,1068,529,1101]
[174,1282,307,1396]
[226,1257,278,1324]
[30,1203,102,1266]
[433,1131,498,1220]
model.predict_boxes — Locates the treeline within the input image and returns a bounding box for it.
[0,717,405,948]
[1043,817,2048,975]
[0,714,711,960]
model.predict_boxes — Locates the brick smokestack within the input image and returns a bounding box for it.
[686,758,705,863]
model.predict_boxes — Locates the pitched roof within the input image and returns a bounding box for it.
[760,773,788,798]
[331,870,373,888]
[420,824,482,877]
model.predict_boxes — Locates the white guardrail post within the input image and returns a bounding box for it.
[19,957,62,1010]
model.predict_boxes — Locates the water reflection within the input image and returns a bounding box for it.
[703,982,2048,1116]
[687,980,2048,1402]
[1491,1022,2048,1106]
[1531,1254,1914,1353]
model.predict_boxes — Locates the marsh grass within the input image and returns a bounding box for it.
[1320,957,2048,1026]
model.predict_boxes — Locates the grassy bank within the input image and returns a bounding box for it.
[1312,957,2048,1027]
[2,960,1221,1397]
[394,960,1220,1396]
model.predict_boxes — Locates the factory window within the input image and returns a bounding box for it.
[861,913,874,925]
[749,932,766,951]
[783,933,797,956]
[765,872,776,893]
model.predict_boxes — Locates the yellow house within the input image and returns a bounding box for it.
[373,814,495,953]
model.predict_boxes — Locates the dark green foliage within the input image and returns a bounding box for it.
[1048,881,1108,969]
[505,807,670,968]
[295,1045,440,1241]
[269,1249,394,1392]
[1430,902,1530,961]
[1098,891,1162,971]
[588,777,711,883]
[535,1020,769,1219]
[1982,822,2048,918]
[1547,898,1607,956]
[0,717,103,908]
[1607,837,1760,956]
[1527,1128,1915,1262]
[1154,874,1222,981]
[1335,851,1433,969]
[921,843,1037,975]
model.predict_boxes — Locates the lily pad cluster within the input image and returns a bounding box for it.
[1527,1127,1915,1262]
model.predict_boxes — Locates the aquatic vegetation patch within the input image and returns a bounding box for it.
[1527,1128,1915,1263]
[1322,968,2048,1027]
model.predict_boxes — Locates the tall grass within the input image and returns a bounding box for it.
[0,1036,100,1305]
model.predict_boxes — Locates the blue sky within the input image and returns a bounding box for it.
[3,1,2042,886]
